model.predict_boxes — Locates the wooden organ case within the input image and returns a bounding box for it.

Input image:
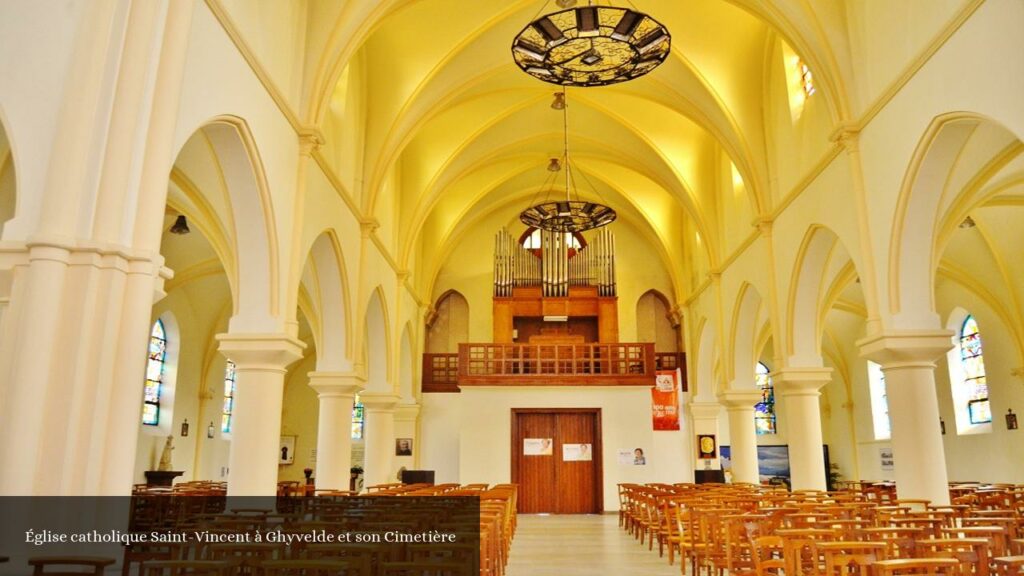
[492,227,619,344]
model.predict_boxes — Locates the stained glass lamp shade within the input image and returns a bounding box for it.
[512,6,671,87]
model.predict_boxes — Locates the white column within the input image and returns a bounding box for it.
[308,372,363,491]
[775,368,831,491]
[360,393,400,488]
[0,243,70,494]
[688,401,723,473]
[96,256,167,495]
[218,334,305,496]
[719,390,762,485]
[859,331,953,506]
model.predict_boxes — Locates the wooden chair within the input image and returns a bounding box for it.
[123,542,187,576]
[860,527,924,559]
[258,560,363,576]
[915,538,990,576]
[873,558,961,576]
[992,557,1024,576]
[751,536,786,576]
[817,542,887,576]
[29,557,116,576]
[140,561,233,576]
[379,562,470,576]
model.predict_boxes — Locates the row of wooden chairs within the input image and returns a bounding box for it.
[619,482,1024,576]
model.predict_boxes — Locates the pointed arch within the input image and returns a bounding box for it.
[0,109,17,238]
[363,287,392,391]
[786,224,863,365]
[890,112,1022,328]
[729,282,764,388]
[300,230,353,371]
[172,116,281,332]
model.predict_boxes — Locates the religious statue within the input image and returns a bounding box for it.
[157,434,174,471]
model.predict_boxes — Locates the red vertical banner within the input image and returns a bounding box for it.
[651,369,681,431]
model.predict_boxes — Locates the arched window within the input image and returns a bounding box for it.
[351,395,364,440]
[754,362,776,435]
[221,360,237,433]
[142,319,167,426]
[867,361,891,440]
[959,315,991,425]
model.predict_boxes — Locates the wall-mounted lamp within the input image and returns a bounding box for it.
[1007,409,1018,430]
[169,215,191,235]
[207,422,215,438]
[180,419,189,437]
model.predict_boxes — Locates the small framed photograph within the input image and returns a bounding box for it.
[697,434,717,459]
[279,435,296,465]
[395,438,413,456]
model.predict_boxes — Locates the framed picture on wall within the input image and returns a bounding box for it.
[279,435,296,465]
[396,438,413,456]
[697,434,717,459]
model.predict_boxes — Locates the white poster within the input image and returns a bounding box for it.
[562,443,593,461]
[523,438,553,456]
[880,447,894,471]
[618,448,647,466]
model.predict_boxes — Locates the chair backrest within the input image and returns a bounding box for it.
[29,557,116,576]
[818,542,886,576]
[873,558,960,576]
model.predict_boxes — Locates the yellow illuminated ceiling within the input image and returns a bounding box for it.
[215,0,974,301]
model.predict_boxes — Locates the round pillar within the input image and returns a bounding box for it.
[359,392,400,489]
[218,334,305,496]
[859,330,954,506]
[775,368,831,492]
[308,372,363,491]
[719,390,763,485]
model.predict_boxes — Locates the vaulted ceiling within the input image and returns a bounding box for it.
[214,0,976,299]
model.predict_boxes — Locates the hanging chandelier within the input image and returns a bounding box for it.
[512,3,671,87]
[520,89,617,233]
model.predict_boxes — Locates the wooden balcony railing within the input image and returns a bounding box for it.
[458,343,656,386]
[422,353,460,393]
[423,349,687,391]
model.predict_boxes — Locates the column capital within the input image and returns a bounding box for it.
[773,367,832,397]
[688,401,722,420]
[308,371,364,397]
[718,389,762,410]
[216,333,306,370]
[359,392,401,411]
[830,122,861,151]
[394,404,421,422]
[857,329,954,368]
[360,217,381,238]
[298,127,325,156]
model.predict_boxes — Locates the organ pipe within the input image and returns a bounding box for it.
[494,226,617,297]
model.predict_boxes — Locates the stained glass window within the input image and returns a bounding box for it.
[754,361,776,435]
[142,320,166,426]
[351,395,365,440]
[221,360,237,433]
[799,61,816,96]
[868,361,891,440]
[959,315,991,425]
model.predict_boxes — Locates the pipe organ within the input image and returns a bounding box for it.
[493,227,617,298]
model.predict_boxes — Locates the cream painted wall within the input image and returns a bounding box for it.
[279,351,319,483]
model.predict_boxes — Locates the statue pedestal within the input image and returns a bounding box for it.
[144,470,184,487]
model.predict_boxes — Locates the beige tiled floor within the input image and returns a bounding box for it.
[505,514,681,575]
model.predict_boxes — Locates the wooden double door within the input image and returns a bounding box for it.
[511,409,602,514]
